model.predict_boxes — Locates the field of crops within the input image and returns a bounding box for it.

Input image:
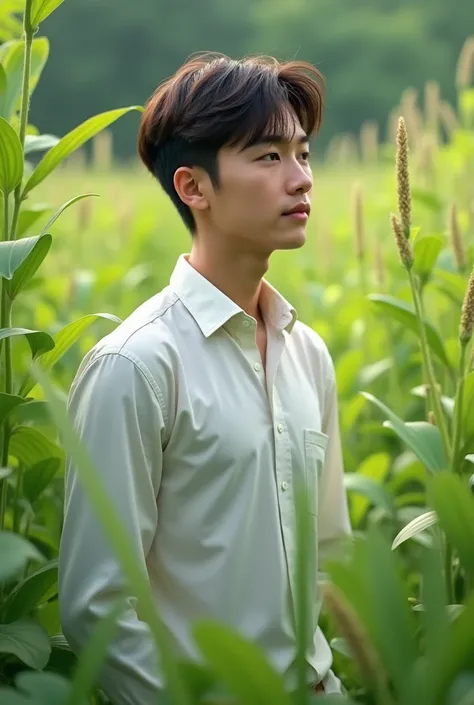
[1,2,474,704]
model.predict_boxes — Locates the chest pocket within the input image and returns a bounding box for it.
[304,429,328,516]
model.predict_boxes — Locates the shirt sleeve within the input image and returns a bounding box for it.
[317,350,353,572]
[58,350,166,705]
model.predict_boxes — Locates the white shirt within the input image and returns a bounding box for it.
[58,253,352,704]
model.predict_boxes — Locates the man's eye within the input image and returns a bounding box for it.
[301,151,311,161]
[260,152,280,161]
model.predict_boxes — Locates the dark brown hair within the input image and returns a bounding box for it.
[137,52,325,233]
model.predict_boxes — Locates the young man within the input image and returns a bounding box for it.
[58,53,352,704]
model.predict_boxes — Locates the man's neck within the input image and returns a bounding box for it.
[187,242,269,322]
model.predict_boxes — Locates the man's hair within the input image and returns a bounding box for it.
[137,52,325,233]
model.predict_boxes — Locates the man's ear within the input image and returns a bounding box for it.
[173,167,210,211]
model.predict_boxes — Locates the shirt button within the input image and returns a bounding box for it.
[281,481,288,490]
[254,362,261,372]
[242,319,251,328]
[277,423,284,433]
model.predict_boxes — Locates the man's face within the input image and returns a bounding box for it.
[199,111,313,256]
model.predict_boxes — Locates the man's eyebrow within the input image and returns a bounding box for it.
[239,133,310,151]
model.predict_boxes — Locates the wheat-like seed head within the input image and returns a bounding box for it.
[390,213,414,270]
[396,118,412,238]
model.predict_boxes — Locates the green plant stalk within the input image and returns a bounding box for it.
[12,463,24,534]
[9,0,34,242]
[0,192,11,536]
[451,342,468,476]
[407,270,452,461]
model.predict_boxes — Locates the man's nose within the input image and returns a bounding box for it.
[287,163,312,194]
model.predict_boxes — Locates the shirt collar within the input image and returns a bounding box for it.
[169,254,298,338]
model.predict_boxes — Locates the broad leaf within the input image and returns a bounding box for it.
[0,327,54,359]
[38,193,99,236]
[0,620,50,669]
[0,235,44,279]
[22,312,121,396]
[23,457,61,504]
[346,453,392,526]
[392,510,438,550]
[368,294,451,369]
[413,233,445,280]
[193,621,293,705]
[9,426,64,468]
[362,392,449,472]
[10,234,51,298]
[411,187,443,213]
[0,532,44,582]
[462,373,474,442]
[0,65,6,118]
[344,471,395,523]
[15,672,72,705]
[17,203,51,238]
[431,472,474,581]
[1,561,58,624]
[0,116,22,194]
[23,107,142,195]
[24,134,59,155]
[434,269,467,306]
[0,392,24,425]
[0,38,49,121]
[30,0,66,28]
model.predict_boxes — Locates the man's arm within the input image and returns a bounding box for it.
[59,349,166,705]
[317,350,352,571]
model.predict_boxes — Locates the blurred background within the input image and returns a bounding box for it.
[28,0,474,162]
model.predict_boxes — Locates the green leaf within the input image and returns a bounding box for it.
[462,373,474,442]
[0,532,44,582]
[24,134,59,156]
[0,688,30,704]
[21,312,121,396]
[0,38,49,121]
[434,269,467,306]
[17,204,51,238]
[413,233,445,280]
[0,392,24,425]
[22,457,61,504]
[364,527,417,703]
[411,187,443,213]
[15,672,72,705]
[0,620,50,669]
[0,65,7,118]
[1,560,58,623]
[12,399,51,425]
[346,453,392,526]
[68,597,126,705]
[10,234,51,298]
[392,510,438,550]
[344,471,395,523]
[368,293,451,369]
[29,0,66,28]
[0,235,46,279]
[425,590,474,704]
[0,468,11,480]
[0,327,54,359]
[23,107,142,196]
[431,472,474,582]
[38,193,99,236]
[9,426,64,468]
[0,116,22,194]
[193,621,293,705]
[362,392,449,472]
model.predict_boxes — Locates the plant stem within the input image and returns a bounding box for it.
[9,0,34,242]
[408,270,452,461]
[0,192,10,534]
[445,540,454,604]
[451,342,468,476]
[13,463,24,534]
